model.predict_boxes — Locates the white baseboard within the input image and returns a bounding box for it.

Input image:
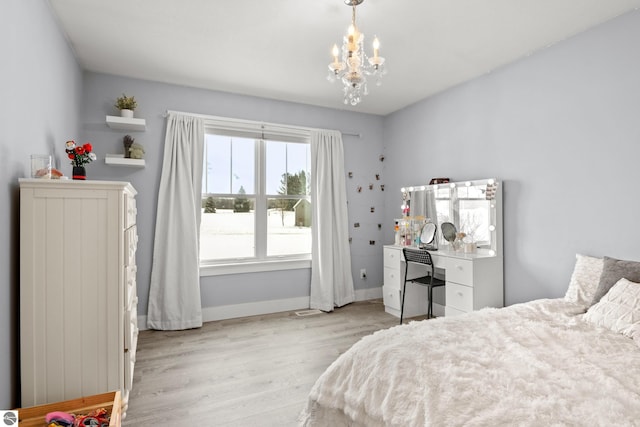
[138,286,384,331]
[355,286,382,301]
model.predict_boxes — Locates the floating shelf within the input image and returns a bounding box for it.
[106,115,146,131]
[105,154,145,167]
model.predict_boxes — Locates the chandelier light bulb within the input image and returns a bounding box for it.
[332,44,340,60]
[372,36,380,58]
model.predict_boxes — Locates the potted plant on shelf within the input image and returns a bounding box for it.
[114,93,137,118]
[123,135,135,158]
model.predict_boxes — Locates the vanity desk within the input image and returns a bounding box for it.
[383,245,503,318]
[384,178,504,318]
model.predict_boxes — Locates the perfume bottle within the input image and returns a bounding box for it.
[394,221,400,245]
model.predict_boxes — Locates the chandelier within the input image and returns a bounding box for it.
[327,0,386,106]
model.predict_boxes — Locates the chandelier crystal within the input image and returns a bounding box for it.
[327,0,386,106]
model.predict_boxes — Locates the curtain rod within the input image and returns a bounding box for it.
[163,110,361,138]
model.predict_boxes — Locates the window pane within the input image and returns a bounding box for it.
[200,196,255,260]
[203,135,230,194]
[266,141,310,195]
[203,135,254,195]
[266,197,311,256]
[231,138,255,194]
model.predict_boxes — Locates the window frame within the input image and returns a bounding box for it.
[200,117,312,276]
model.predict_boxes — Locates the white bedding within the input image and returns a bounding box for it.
[299,299,640,426]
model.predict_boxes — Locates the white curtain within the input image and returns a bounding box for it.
[310,130,355,311]
[147,113,204,330]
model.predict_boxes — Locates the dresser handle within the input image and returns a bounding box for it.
[457,292,463,297]
[456,265,463,271]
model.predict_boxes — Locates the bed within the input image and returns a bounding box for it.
[299,255,640,426]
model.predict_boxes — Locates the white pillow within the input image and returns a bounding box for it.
[564,254,603,307]
[583,278,640,339]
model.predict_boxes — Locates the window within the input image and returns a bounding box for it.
[200,118,311,272]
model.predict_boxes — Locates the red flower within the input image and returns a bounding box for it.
[75,146,85,155]
[83,142,92,153]
[68,153,75,160]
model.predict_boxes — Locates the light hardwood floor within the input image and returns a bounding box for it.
[123,299,404,426]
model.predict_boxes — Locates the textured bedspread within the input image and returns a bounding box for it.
[299,299,640,426]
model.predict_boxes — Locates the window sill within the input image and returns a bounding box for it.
[200,258,311,277]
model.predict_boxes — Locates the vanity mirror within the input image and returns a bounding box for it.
[441,222,456,244]
[399,179,501,255]
[419,222,437,249]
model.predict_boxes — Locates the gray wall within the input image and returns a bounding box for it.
[0,1,83,408]
[80,73,385,317]
[383,10,640,305]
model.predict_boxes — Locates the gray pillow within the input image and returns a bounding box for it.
[591,256,640,305]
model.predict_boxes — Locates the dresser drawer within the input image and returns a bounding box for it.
[127,277,138,312]
[383,247,402,268]
[124,226,138,267]
[445,258,473,286]
[125,265,137,307]
[384,266,402,289]
[446,282,473,312]
[125,195,137,228]
[124,304,135,351]
[124,313,138,397]
[124,298,139,363]
[382,285,401,311]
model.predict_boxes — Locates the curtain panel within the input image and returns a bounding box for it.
[310,130,355,311]
[147,113,204,330]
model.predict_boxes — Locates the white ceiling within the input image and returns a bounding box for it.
[49,0,640,116]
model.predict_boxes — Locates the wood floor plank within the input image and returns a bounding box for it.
[123,300,408,426]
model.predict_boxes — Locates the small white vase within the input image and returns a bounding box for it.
[120,109,134,118]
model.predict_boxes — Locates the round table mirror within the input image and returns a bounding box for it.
[420,222,437,245]
[441,222,457,244]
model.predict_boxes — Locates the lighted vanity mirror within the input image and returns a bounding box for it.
[401,179,501,254]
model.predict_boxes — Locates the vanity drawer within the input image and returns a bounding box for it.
[384,267,402,289]
[382,285,401,311]
[384,247,402,268]
[446,282,473,313]
[445,305,467,317]
[445,258,473,286]
[430,253,445,269]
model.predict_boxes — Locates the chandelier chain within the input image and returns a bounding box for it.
[352,4,356,28]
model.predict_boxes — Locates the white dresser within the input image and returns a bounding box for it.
[19,179,138,414]
[383,246,503,318]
